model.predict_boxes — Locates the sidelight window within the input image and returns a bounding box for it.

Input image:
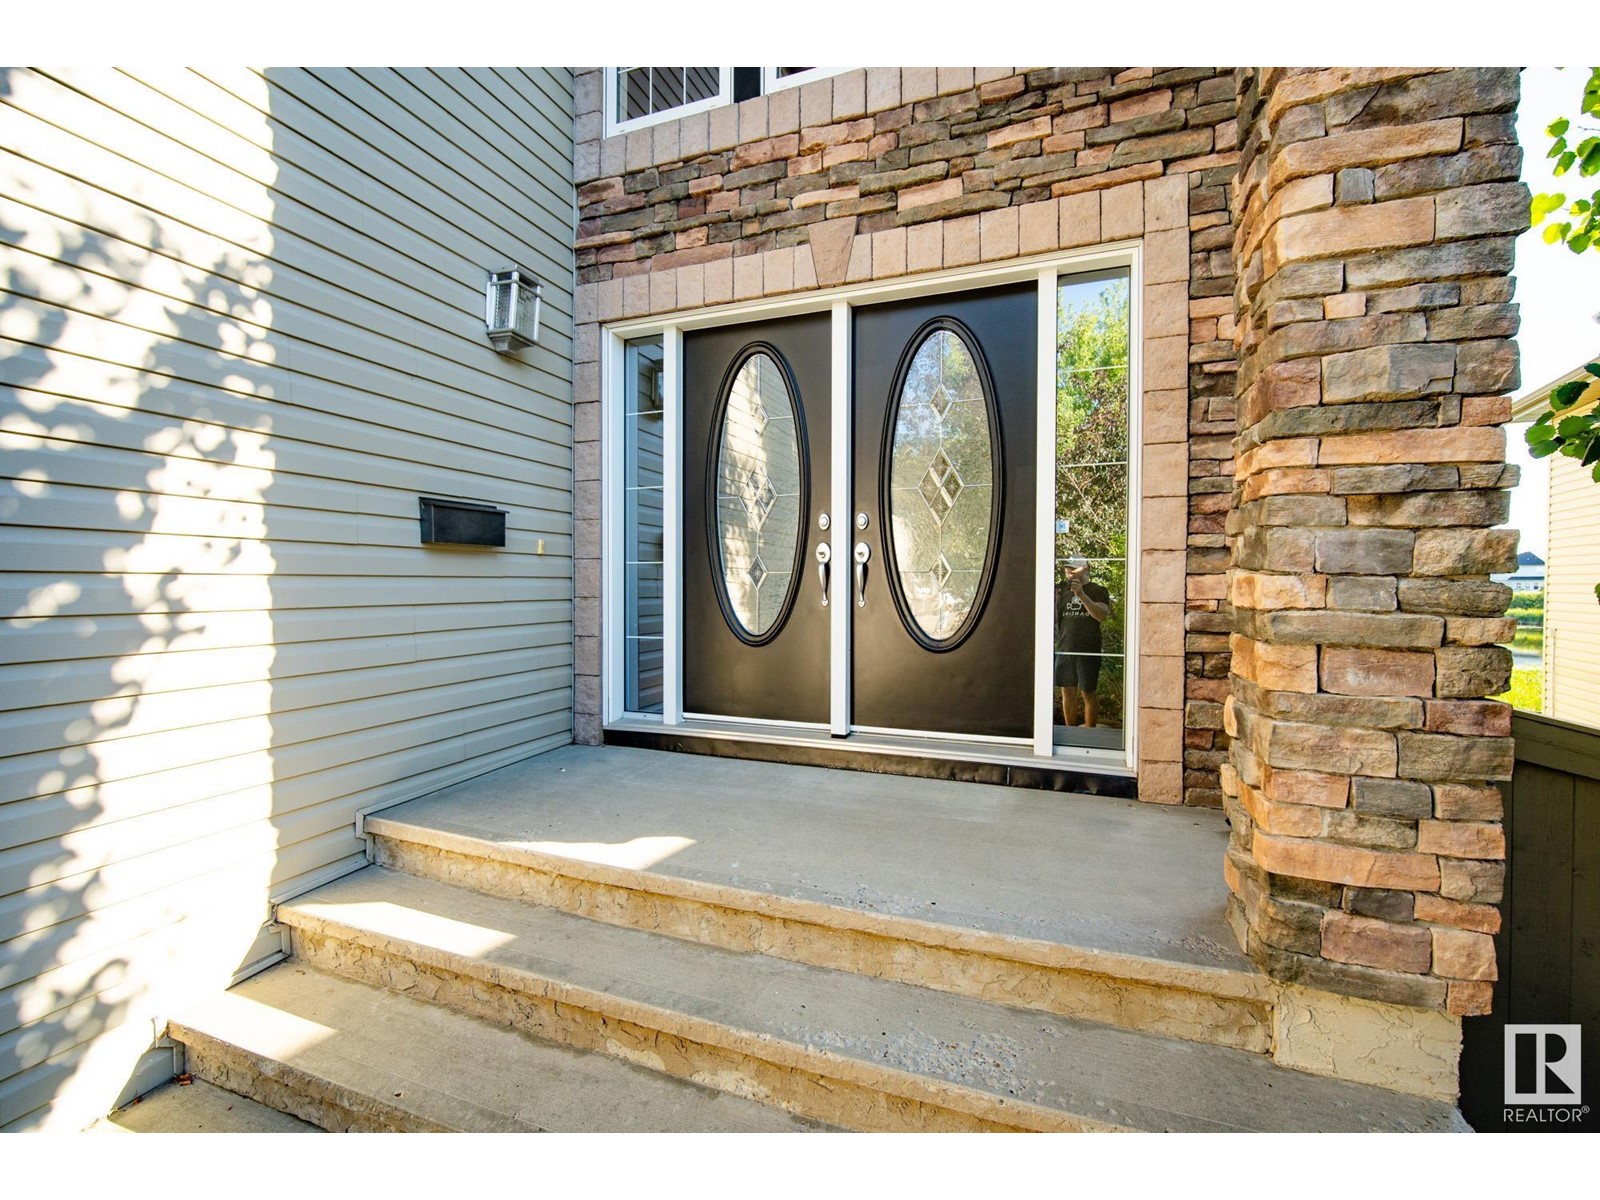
[623,336,665,713]
[1052,270,1132,751]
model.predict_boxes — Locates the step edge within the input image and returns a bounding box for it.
[277,903,1152,1132]
[365,816,1273,1003]
[166,1017,473,1133]
[282,898,1463,1134]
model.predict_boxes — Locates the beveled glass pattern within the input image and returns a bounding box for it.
[715,352,802,638]
[887,329,995,642]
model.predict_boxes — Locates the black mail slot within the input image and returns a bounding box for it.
[419,497,507,547]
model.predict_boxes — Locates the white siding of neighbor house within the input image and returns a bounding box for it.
[1544,392,1600,728]
[0,67,576,1129]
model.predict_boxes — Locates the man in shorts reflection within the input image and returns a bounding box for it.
[1055,555,1111,727]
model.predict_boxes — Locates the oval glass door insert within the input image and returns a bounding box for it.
[886,325,998,646]
[713,349,805,642]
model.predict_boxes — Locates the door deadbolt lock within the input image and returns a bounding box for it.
[818,513,830,531]
[855,512,869,530]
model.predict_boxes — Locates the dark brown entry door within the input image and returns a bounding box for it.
[683,313,832,723]
[849,283,1037,739]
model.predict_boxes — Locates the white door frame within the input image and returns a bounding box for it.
[601,242,1143,772]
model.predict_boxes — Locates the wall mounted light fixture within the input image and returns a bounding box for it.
[485,266,541,353]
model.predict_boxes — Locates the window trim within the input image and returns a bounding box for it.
[761,67,846,94]
[603,67,733,139]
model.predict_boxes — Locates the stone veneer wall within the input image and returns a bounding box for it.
[1223,68,1525,1014]
[569,67,1242,806]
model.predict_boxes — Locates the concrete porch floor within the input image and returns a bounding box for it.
[373,744,1248,974]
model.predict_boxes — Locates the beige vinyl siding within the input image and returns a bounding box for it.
[0,66,576,1129]
[1545,410,1600,728]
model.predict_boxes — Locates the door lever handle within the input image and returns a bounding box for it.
[853,542,871,608]
[815,543,831,607]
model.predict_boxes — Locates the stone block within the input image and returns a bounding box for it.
[1351,777,1433,819]
[1345,887,1415,922]
[1262,767,1350,809]
[1314,528,1416,576]
[1325,809,1419,850]
[906,221,942,272]
[1327,575,1398,612]
[1258,609,1444,650]
[1346,489,1510,529]
[1101,180,1145,239]
[1397,578,1510,618]
[1431,928,1496,981]
[1260,719,1398,777]
[1439,858,1503,903]
[1417,817,1506,858]
[1321,343,1455,404]
[1231,636,1318,692]
[1423,699,1511,737]
[1268,197,1435,271]
[1411,528,1518,576]
[1433,783,1503,821]
[1254,833,1440,891]
[1320,647,1434,697]
[1058,191,1101,248]
[1317,426,1505,467]
[1415,892,1501,935]
[1274,119,1462,184]
[1321,911,1433,974]
[979,205,1019,260]
[1399,731,1513,783]
[1435,182,1530,239]
[1454,339,1519,394]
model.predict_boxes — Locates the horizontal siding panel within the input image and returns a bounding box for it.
[0,573,565,620]
[0,156,570,375]
[0,291,575,448]
[1,641,570,760]
[0,64,574,1126]
[6,70,576,335]
[2,223,572,411]
[1,622,567,709]
[0,476,575,556]
[0,363,573,497]
[0,667,571,805]
[0,599,569,666]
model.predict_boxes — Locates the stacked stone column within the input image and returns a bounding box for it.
[1223,68,1526,1015]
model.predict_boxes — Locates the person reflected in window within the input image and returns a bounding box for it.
[1055,555,1111,727]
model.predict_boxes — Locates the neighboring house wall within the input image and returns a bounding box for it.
[0,67,576,1129]
[569,66,1243,806]
[1545,395,1600,725]
[1224,67,1524,1017]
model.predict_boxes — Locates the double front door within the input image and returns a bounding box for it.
[682,283,1036,741]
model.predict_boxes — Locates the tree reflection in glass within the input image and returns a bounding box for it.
[1055,272,1131,748]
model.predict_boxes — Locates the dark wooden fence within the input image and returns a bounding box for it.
[1459,710,1599,1131]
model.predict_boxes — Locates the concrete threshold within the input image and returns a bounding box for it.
[366,744,1245,974]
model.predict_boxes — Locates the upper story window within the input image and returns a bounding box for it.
[604,67,848,137]
[607,68,729,135]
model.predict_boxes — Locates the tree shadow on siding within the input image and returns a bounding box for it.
[0,67,288,1128]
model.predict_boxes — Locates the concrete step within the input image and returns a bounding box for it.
[276,866,1469,1132]
[368,792,1277,1059]
[168,963,826,1132]
[93,1078,321,1133]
